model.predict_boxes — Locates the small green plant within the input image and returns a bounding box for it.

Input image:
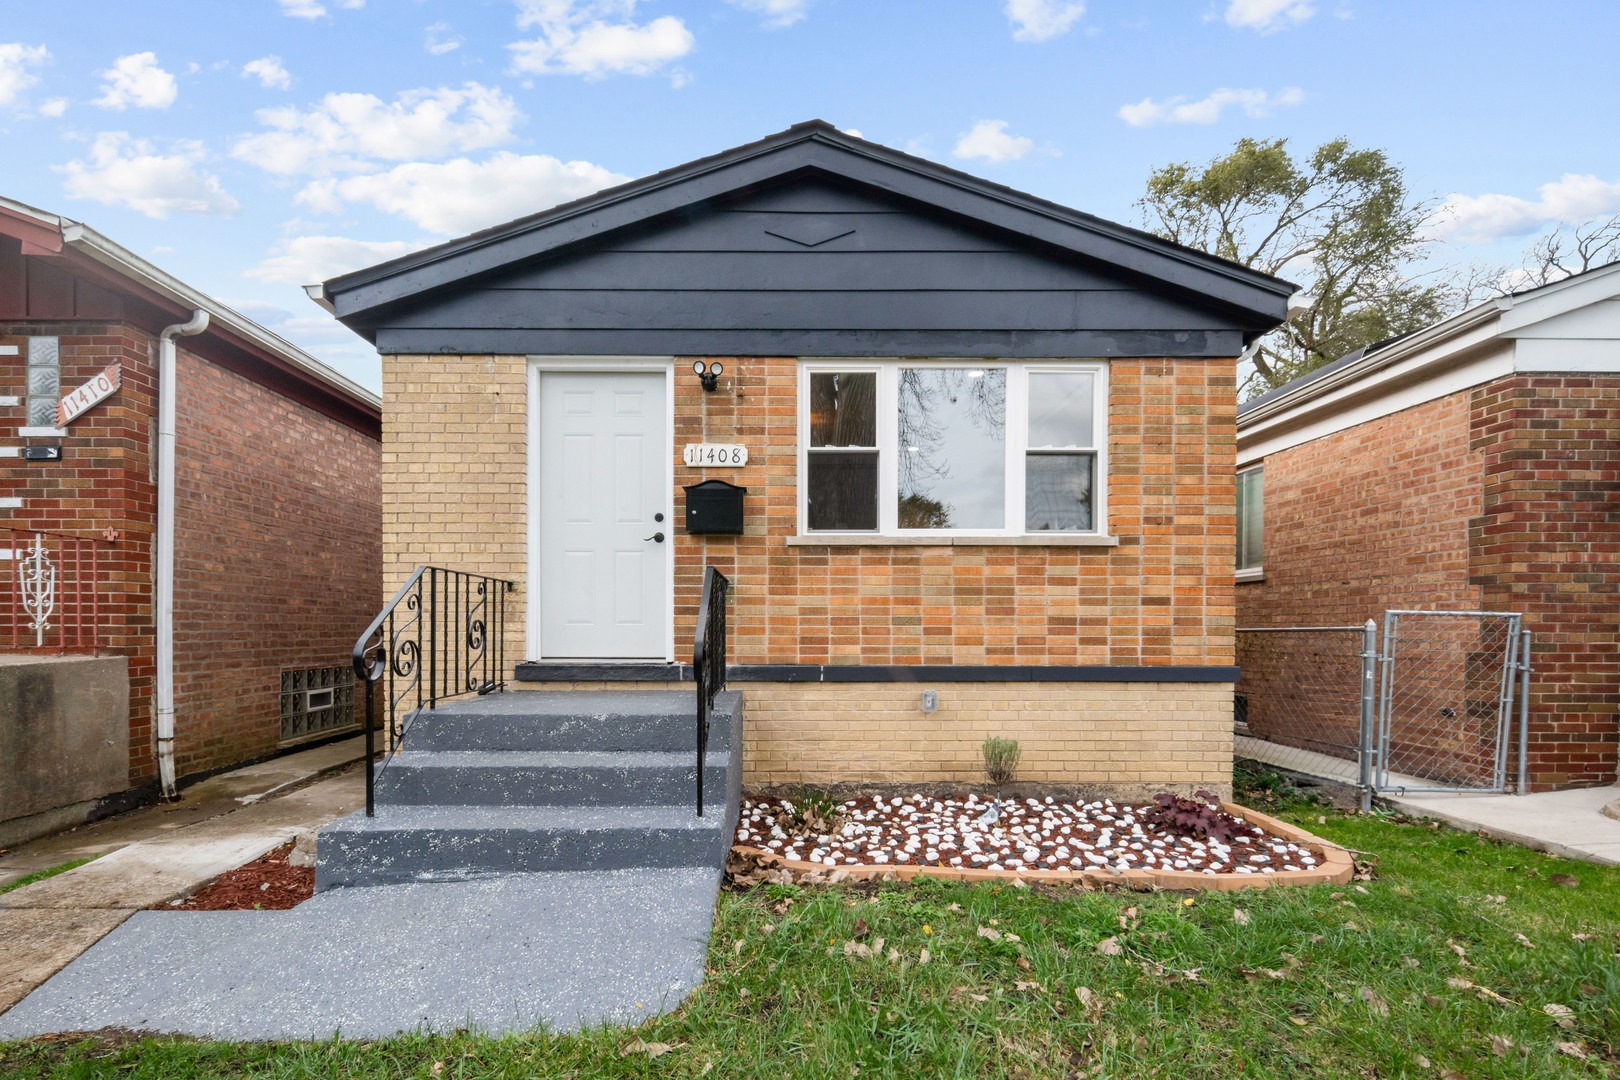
[782,788,844,836]
[981,736,1021,799]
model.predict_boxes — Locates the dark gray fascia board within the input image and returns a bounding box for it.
[372,327,1247,358]
[513,662,1242,683]
[325,123,1294,329]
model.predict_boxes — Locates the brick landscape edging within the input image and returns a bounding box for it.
[731,801,1354,890]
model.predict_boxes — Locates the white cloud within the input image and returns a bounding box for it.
[231,82,522,176]
[0,43,49,107]
[425,22,464,54]
[1439,174,1620,243]
[725,0,813,28]
[508,1,695,79]
[57,132,239,219]
[1223,0,1314,31]
[298,151,630,235]
[842,128,863,139]
[246,235,432,285]
[952,120,1034,164]
[1117,85,1303,126]
[242,55,292,90]
[279,0,326,17]
[1005,0,1086,42]
[38,97,68,116]
[93,52,178,110]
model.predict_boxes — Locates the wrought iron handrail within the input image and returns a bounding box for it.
[692,565,729,817]
[352,565,515,816]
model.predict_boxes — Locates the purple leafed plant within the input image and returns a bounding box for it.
[1142,790,1261,844]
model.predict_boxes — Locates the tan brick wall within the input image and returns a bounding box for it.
[739,682,1233,799]
[382,354,528,667]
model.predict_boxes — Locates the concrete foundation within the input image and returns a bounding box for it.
[0,655,129,841]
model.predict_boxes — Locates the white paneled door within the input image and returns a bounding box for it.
[538,371,669,658]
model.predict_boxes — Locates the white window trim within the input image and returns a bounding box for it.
[796,359,1110,540]
[1236,463,1263,578]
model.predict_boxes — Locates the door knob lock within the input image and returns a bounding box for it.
[644,532,666,543]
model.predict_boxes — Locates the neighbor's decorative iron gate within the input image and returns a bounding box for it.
[1375,610,1523,795]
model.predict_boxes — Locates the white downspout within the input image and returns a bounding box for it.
[156,310,209,799]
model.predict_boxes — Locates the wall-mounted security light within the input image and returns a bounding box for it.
[692,360,723,392]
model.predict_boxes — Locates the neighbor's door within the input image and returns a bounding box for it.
[538,370,669,658]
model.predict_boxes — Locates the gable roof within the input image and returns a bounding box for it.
[319,120,1294,348]
[1,194,380,436]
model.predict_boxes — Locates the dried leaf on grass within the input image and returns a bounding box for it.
[1358,987,1390,1017]
[1489,1035,1514,1057]
[1556,1042,1588,1059]
[1013,980,1044,993]
[1074,986,1102,1020]
[621,1040,683,1058]
[950,986,989,1004]
[1237,966,1287,982]
[1095,936,1123,957]
[1232,908,1250,926]
[977,925,1003,942]
[1514,933,1536,949]
[1549,873,1579,889]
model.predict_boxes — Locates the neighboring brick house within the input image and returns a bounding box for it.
[315,122,1291,798]
[1235,263,1620,791]
[0,196,381,841]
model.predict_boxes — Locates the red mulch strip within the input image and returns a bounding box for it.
[171,843,313,910]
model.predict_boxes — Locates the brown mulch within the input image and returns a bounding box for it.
[170,843,313,910]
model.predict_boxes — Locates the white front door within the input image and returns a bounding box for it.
[538,370,669,658]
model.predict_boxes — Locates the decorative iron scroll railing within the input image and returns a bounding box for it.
[693,565,729,817]
[4,527,112,653]
[352,565,515,816]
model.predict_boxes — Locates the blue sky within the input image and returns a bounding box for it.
[2,0,1618,391]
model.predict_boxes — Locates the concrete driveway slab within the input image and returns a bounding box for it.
[0,909,136,1014]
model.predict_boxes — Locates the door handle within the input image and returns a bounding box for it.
[644,532,666,543]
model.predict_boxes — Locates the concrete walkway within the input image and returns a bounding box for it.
[1383,785,1620,866]
[0,738,366,1014]
[0,869,719,1039]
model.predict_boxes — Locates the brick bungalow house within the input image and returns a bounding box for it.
[1235,263,1620,791]
[0,196,382,845]
[315,121,1291,802]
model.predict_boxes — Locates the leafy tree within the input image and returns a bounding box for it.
[1139,137,1446,399]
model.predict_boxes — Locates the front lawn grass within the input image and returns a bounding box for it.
[3,768,1615,1079]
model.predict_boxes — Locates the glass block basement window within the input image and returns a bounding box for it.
[279,664,357,744]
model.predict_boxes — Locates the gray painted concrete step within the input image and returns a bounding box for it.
[0,869,719,1039]
[404,691,735,752]
[373,750,731,807]
[316,804,727,888]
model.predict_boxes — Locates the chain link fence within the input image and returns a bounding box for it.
[1235,625,1375,795]
[1235,612,1532,804]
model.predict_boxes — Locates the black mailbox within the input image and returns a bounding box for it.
[684,479,747,534]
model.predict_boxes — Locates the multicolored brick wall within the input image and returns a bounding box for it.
[1470,374,1620,788]
[2,320,382,790]
[676,356,1238,666]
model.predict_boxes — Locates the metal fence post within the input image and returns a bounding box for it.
[1358,618,1377,812]
[1517,629,1532,794]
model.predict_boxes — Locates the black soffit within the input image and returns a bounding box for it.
[320,120,1295,330]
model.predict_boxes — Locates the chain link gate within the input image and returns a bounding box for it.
[1375,610,1522,794]
[1235,612,1532,804]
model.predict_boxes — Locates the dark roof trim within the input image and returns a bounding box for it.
[324,121,1295,331]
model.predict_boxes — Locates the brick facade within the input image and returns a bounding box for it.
[1469,375,1620,787]
[1238,374,1619,790]
[170,352,382,778]
[2,320,382,791]
[382,352,1238,794]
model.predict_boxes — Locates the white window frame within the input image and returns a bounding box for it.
[1236,463,1264,581]
[796,359,1109,539]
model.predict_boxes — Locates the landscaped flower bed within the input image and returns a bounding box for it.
[732,793,1353,888]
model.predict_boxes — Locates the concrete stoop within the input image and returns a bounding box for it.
[317,690,744,889]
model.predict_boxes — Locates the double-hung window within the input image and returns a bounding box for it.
[799,361,1108,538]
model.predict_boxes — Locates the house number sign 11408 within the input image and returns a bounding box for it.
[683,443,748,467]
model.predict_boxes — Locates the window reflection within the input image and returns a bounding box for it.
[897,368,1006,530]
